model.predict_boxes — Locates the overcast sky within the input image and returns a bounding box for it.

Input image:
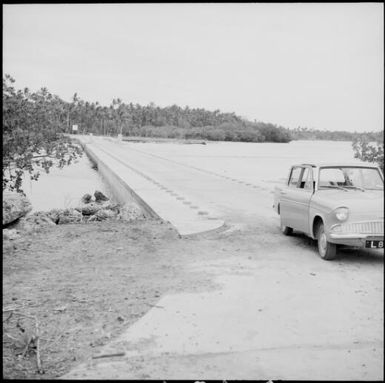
[3,3,383,132]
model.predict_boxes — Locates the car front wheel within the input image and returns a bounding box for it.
[316,222,337,260]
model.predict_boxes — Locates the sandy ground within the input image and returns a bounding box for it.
[3,215,383,379]
[3,219,183,379]
[62,220,383,380]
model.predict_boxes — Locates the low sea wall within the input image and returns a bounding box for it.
[74,137,160,220]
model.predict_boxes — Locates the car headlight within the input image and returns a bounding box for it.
[335,207,349,221]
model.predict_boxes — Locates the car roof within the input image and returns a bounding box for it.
[293,162,379,168]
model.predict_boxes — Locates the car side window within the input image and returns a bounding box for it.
[289,167,301,188]
[301,168,313,190]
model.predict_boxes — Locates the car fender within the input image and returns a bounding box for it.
[309,204,329,240]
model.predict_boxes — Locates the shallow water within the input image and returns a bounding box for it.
[22,155,110,212]
[127,139,364,185]
[22,140,362,212]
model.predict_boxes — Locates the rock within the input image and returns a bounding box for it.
[3,191,32,225]
[16,211,56,232]
[117,204,144,221]
[87,209,117,222]
[76,201,117,216]
[3,228,20,240]
[58,209,82,224]
[94,190,109,203]
[95,209,117,220]
[46,209,63,224]
[102,202,120,212]
[81,194,93,204]
[87,215,99,222]
[30,212,56,226]
[75,202,102,216]
[26,212,56,226]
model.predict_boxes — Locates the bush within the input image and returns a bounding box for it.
[3,75,83,193]
[352,136,384,172]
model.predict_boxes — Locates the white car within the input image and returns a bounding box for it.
[274,162,384,260]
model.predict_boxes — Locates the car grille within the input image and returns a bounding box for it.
[340,221,384,235]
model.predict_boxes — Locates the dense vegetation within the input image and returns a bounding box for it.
[2,75,291,192]
[291,126,383,142]
[3,74,383,192]
[69,96,292,143]
[3,75,83,193]
[352,134,384,172]
[53,92,384,144]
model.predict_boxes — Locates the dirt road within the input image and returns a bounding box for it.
[60,140,383,380]
[4,139,383,379]
[60,218,382,380]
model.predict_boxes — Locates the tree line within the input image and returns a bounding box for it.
[291,126,383,142]
[3,75,82,192]
[3,74,383,192]
[67,96,292,143]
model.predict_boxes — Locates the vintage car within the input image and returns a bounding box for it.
[273,162,384,260]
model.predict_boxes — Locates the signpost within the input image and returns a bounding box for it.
[72,124,78,134]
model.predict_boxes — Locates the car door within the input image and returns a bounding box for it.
[280,166,314,234]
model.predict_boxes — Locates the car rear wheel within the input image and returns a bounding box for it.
[280,217,293,236]
[316,222,337,260]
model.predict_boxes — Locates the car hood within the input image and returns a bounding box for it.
[313,189,384,217]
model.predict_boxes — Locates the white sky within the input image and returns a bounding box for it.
[3,3,384,132]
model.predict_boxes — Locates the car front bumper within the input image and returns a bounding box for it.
[328,221,384,247]
[329,234,384,247]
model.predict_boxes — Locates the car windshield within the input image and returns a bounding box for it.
[318,167,383,191]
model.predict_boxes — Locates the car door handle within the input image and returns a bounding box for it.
[281,191,287,195]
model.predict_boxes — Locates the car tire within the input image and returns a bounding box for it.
[280,217,293,236]
[316,222,337,260]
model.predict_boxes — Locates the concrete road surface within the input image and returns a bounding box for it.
[63,137,383,380]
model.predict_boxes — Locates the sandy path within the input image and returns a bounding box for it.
[63,223,383,380]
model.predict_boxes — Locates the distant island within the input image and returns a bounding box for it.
[290,127,382,143]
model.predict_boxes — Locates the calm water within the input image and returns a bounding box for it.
[23,155,110,212]
[128,139,364,185]
[23,140,361,212]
